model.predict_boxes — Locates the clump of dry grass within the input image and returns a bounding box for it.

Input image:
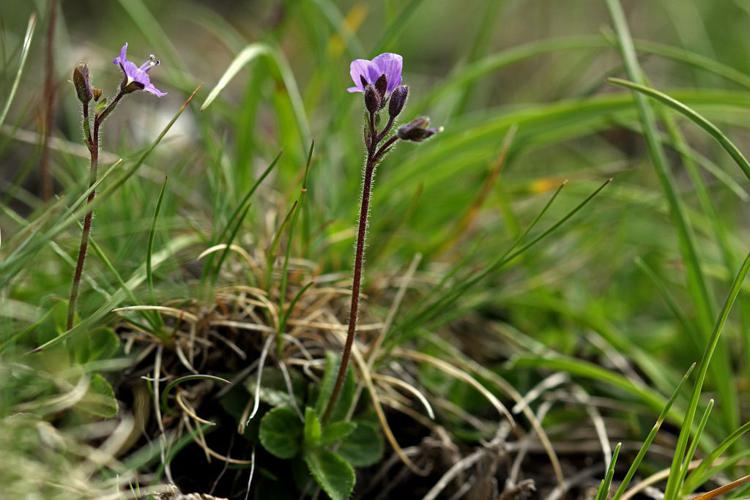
[106,237,629,498]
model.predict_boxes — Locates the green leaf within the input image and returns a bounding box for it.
[321,421,356,446]
[68,327,120,364]
[315,351,355,422]
[259,406,303,459]
[338,421,384,467]
[245,366,304,409]
[304,448,355,500]
[304,407,322,449]
[78,374,118,418]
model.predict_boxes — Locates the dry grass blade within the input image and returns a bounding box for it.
[621,459,702,500]
[395,349,514,425]
[511,372,568,413]
[374,373,435,420]
[693,473,750,500]
[246,334,275,423]
[573,385,612,468]
[114,306,199,323]
[422,448,484,500]
[367,253,422,365]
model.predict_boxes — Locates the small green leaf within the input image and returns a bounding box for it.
[260,406,303,459]
[304,448,355,500]
[338,421,384,467]
[321,421,357,446]
[304,407,322,449]
[78,374,118,418]
[245,367,304,408]
[95,97,108,114]
[315,351,356,421]
[67,327,119,364]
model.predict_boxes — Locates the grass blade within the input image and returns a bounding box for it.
[613,363,696,499]
[676,399,715,490]
[201,44,310,149]
[0,14,36,129]
[608,77,750,181]
[665,250,750,498]
[683,419,750,493]
[147,177,169,300]
[596,442,622,500]
[605,0,737,446]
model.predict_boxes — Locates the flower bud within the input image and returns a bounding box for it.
[388,85,408,117]
[364,84,381,114]
[397,116,442,142]
[73,64,92,103]
[374,74,388,100]
[92,87,103,101]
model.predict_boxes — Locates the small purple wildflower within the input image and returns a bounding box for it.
[347,53,402,95]
[113,43,166,97]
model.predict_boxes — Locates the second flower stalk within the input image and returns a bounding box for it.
[66,45,165,330]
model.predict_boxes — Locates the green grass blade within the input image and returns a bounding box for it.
[372,0,426,53]
[605,0,737,443]
[664,250,750,498]
[676,399,715,491]
[608,77,750,181]
[31,234,198,352]
[684,420,750,493]
[211,203,253,286]
[613,363,696,499]
[87,234,160,333]
[596,442,622,500]
[307,0,364,58]
[201,44,310,149]
[389,179,610,347]
[204,152,281,285]
[115,0,189,87]
[510,355,670,415]
[277,142,314,349]
[147,177,169,300]
[0,14,36,129]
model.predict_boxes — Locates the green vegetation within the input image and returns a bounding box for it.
[2,0,750,498]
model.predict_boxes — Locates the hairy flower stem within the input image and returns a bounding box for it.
[323,111,398,422]
[66,91,124,330]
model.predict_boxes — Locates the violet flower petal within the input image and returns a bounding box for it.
[371,53,402,94]
[347,53,403,95]
[349,59,374,93]
[113,42,167,97]
[144,82,167,97]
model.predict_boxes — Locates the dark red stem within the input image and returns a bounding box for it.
[322,111,400,422]
[66,90,124,330]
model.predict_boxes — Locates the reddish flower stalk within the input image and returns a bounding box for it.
[66,90,123,330]
[66,45,165,330]
[322,54,439,422]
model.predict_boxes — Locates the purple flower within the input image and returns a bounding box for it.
[113,43,166,97]
[347,53,403,95]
